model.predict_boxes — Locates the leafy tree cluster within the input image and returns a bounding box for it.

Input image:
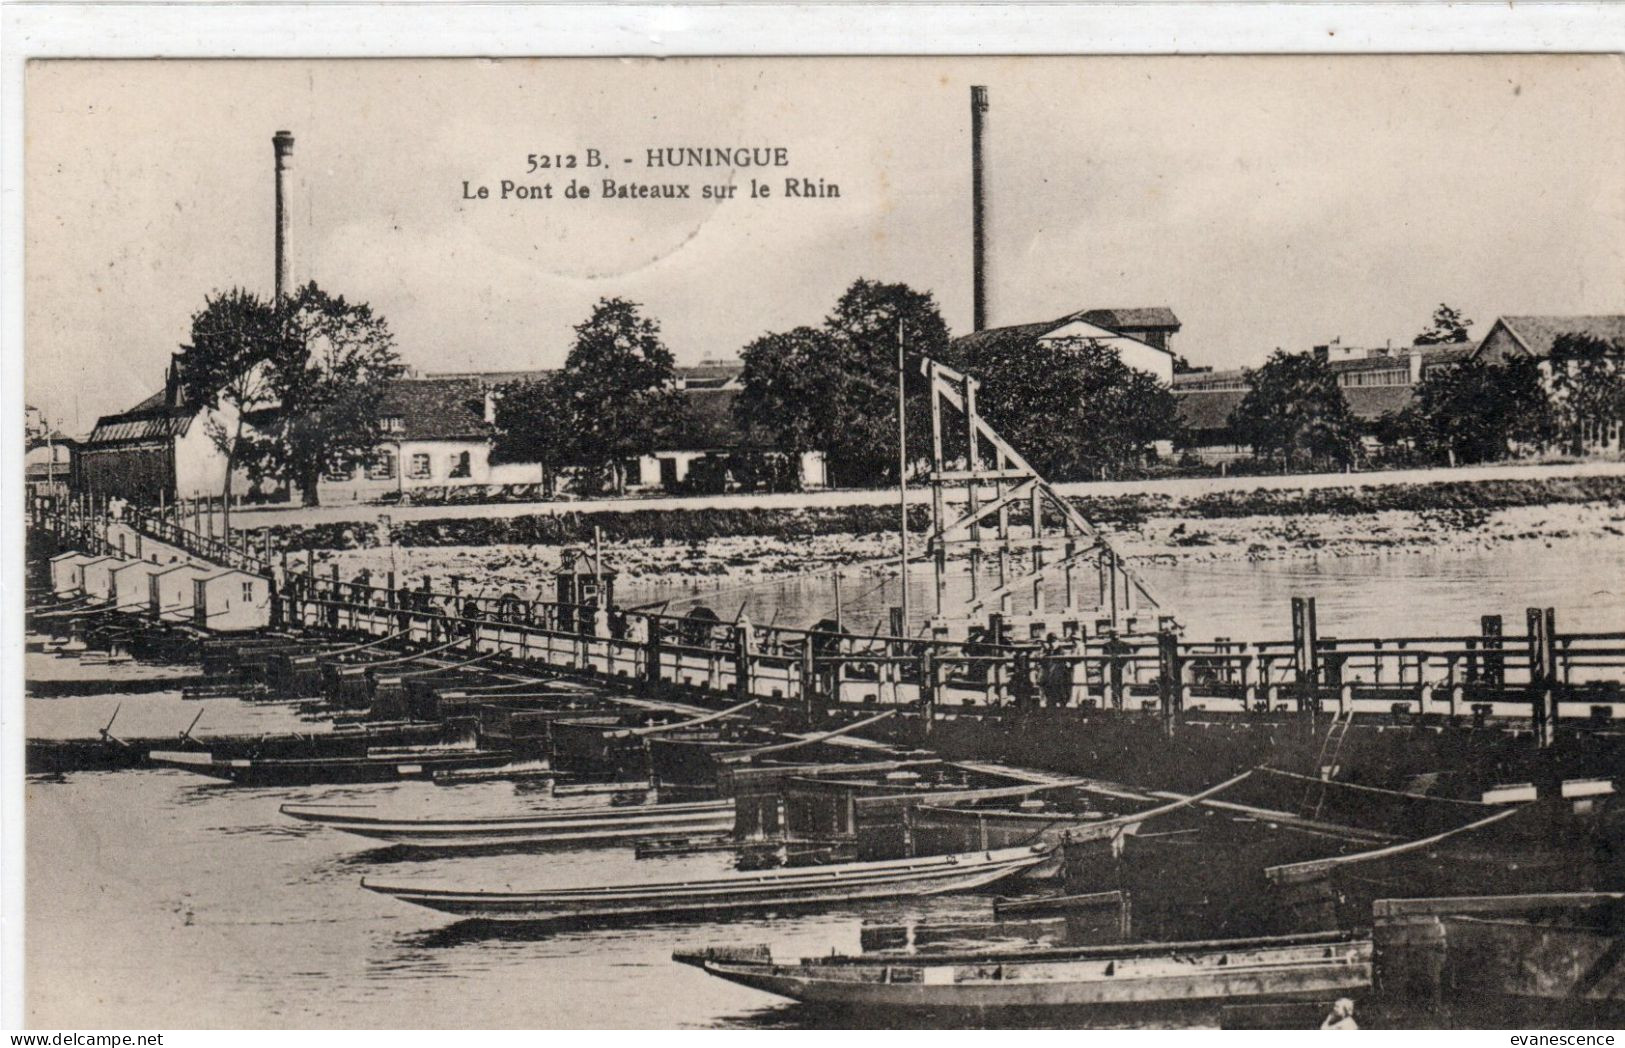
[1227,351,1360,470]
[1550,333,1625,455]
[493,297,682,494]
[964,337,1180,480]
[175,282,404,518]
[737,278,1181,485]
[734,279,952,487]
[1414,303,1474,346]
[1385,356,1553,464]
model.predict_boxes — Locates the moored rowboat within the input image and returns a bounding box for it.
[281,797,736,849]
[674,930,1372,1011]
[148,748,514,786]
[362,843,1055,922]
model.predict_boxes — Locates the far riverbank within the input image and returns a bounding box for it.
[304,474,1625,599]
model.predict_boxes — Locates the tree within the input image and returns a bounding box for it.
[1549,332,1625,455]
[1415,303,1474,346]
[736,279,953,488]
[174,288,281,533]
[1228,351,1360,470]
[245,283,404,507]
[491,373,573,495]
[554,297,682,494]
[735,326,849,468]
[1404,356,1554,464]
[965,337,1180,480]
[821,279,955,485]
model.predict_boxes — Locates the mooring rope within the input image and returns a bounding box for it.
[610,698,762,739]
[720,707,898,763]
[335,635,470,675]
[314,628,411,661]
[385,648,503,679]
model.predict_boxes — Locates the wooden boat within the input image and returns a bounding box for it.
[1266,792,1625,935]
[280,797,736,849]
[147,746,514,786]
[912,769,1254,855]
[1372,892,1625,1025]
[361,842,1055,921]
[27,715,460,774]
[673,929,1372,1011]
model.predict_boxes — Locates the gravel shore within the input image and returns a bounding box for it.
[311,496,1625,597]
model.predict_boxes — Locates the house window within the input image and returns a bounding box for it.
[367,451,397,480]
[323,464,354,483]
[409,453,432,479]
[381,417,405,434]
[242,581,254,601]
[449,451,472,479]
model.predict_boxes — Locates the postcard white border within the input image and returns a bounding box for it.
[4,2,1625,1039]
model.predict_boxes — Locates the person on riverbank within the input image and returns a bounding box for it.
[1320,998,1358,1029]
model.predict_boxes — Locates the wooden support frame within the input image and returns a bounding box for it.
[919,359,1161,634]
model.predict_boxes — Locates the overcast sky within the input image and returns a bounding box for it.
[25,55,1625,431]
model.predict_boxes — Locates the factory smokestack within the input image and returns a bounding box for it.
[970,86,990,332]
[272,130,295,301]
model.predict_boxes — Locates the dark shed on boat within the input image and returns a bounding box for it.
[554,548,616,634]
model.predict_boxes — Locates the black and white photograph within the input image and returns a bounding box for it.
[12,48,1625,1031]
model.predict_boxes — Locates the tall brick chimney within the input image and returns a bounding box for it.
[970,87,991,332]
[273,130,295,300]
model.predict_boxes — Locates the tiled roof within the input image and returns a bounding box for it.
[25,431,77,452]
[25,461,71,480]
[1075,308,1181,331]
[1177,379,1423,433]
[425,361,744,387]
[1173,368,1248,390]
[1488,315,1625,359]
[83,407,194,446]
[675,362,745,382]
[949,319,1066,363]
[127,389,169,412]
[1177,390,1246,433]
[1341,385,1418,419]
[1039,317,1157,347]
[431,368,553,386]
[387,373,761,448]
[1327,344,1477,373]
[652,387,773,452]
[952,310,1177,363]
[378,378,493,442]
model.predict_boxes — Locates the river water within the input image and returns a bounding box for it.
[623,539,1625,640]
[24,538,1625,1028]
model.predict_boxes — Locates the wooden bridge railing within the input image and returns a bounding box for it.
[32,502,1625,741]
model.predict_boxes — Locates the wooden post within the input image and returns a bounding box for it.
[1291,596,1319,715]
[918,645,937,736]
[1481,614,1504,690]
[1106,635,1126,712]
[734,622,753,702]
[1107,550,1119,629]
[1012,648,1035,709]
[800,633,817,722]
[1157,629,1180,736]
[1526,607,1557,747]
[644,616,665,697]
[927,362,947,618]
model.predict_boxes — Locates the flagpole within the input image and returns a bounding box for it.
[897,318,909,638]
